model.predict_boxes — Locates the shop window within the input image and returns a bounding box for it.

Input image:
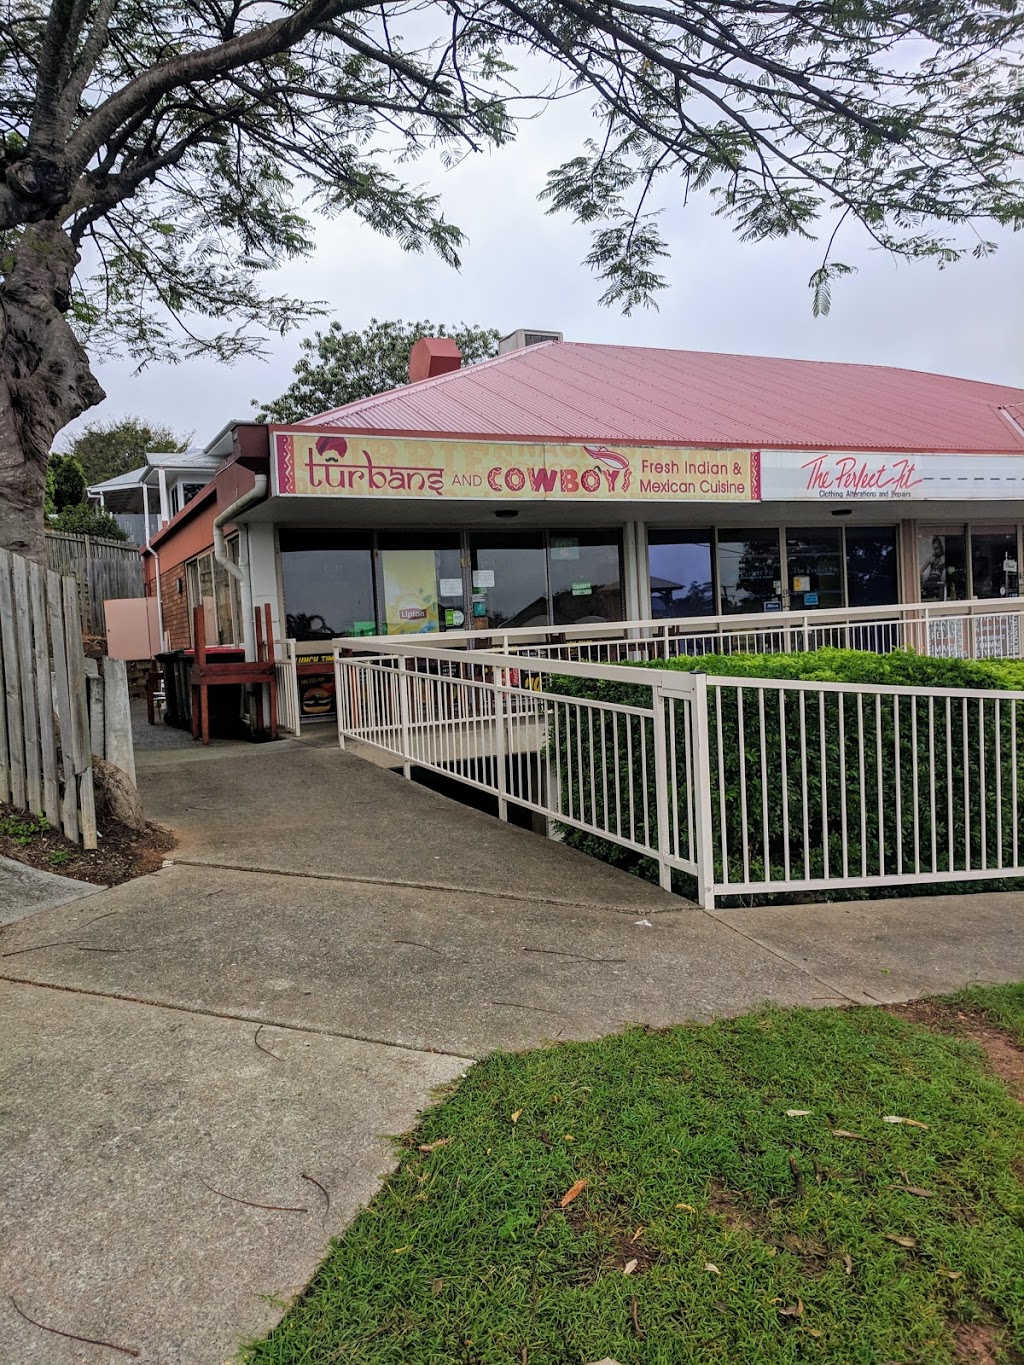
[718,530,782,615]
[919,529,968,602]
[279,529,376,639]
[970,527,1019,599]
[548,532,622,626]
[377,532,463,634]
[784,528,843,610]
[469,532,548,629]
[845,526,899,608]
[647,531,714,618]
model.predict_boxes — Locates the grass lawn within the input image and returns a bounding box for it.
[244,989,1024,1365]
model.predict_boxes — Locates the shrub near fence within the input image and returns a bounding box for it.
[551,648,1024,905]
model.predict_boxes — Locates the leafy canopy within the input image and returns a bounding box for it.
[0,0,1020,359]
[45,453,87,512]
[58,416,192,487]
[256,318,500,423]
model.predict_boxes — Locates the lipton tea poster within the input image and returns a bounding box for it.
[381,550,439,634]
[272,430,760,503]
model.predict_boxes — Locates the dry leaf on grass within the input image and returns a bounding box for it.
[883,1234,917,1248]
[511,1110,523,1124]
[675,1203,696,1212]
[630,1227,644,1244]
[831,1129,868,1140]
[843,1254,853,1275]
[432,1278,443,1295]
[888,1184,934,1198]
[778,1300,804,1318]
[704,1263,721,1274]
[882,1116,929,1129]
[939,1270,963,1279]
[560,1178,589,1208]
[623,1259,638,1276]
[417,1138,451,1153]
[786,1109,813,1117]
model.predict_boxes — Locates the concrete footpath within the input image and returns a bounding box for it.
[2,739,1022,1364]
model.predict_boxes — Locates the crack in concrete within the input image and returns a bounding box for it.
[165,856,681,916]
[0,974,477,1064]
[703,910,864,1005]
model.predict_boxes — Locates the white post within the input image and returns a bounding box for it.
[690,671,717,910]
[494,668,508,821]
[142,481,151,547]
[651,677,673,891]
[158,467,170,525]
[399,657,412,779]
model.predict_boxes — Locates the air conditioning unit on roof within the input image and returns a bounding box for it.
[498,328,563,354]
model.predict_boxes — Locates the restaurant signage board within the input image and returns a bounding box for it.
[272,430,761,503]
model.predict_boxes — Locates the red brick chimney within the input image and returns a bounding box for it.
[408,336,462,383]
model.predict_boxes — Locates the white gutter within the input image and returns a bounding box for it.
[213,474,268,660]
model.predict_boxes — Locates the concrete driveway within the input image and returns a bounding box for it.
[2,738,1022,1363]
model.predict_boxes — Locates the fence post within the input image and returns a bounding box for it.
[651,677,673,891]
[493,667,508,821]
[689,671,717,910]
[399,657,412,779]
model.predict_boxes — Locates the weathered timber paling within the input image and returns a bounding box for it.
[0,545,98,846]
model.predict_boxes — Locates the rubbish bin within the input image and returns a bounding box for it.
[156,648,247,736]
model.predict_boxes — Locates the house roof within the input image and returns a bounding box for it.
[300,341,1024,454]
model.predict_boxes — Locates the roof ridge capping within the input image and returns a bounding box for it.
[304,337,561,424]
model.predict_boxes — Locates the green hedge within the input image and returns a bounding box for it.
[549,649,1024,906]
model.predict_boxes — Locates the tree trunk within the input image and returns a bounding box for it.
[0,223,105,561]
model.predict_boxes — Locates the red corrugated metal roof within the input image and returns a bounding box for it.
[302,341,1024,454]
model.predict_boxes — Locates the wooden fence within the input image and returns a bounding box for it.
[46,530,144,636]
[0,547,97,847]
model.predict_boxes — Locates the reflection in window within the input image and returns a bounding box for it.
[718,530,781,614]
[548,532,622,626]
[647,532,714,618]
[919,530,968,602]
[470,532,548,629]
[845,527,898,607]
[279,530,376,638]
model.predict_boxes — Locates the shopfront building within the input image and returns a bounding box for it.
[143,337,1024,714]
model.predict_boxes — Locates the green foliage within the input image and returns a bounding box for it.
[0,813,49,845]
[60,417,191,487]
[255,319,501,424]
[244,1003,1024,1364]
[49,849,71,867]
[551,649,1024,904]
[48,503,130,542]
[47,453,87,510]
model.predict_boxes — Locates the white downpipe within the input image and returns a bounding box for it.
[141,544,164,651]
[158,467,170,525]
[213,474,268,661]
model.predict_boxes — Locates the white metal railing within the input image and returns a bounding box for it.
[334,640,1024,909]
[333,595,1024,667]
[275,639,301,735]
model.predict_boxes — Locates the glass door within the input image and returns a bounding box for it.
[784,528,843,610]
[548,532,623,626]
[970,527,1019,599]
[717,530,782,614]
[377,533,464,634]
[468,532,548,629]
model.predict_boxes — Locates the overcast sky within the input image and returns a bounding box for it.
[73,90,1024,450]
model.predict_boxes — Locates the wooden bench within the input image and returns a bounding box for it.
[189,604,278,745]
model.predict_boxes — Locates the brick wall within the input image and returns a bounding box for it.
[158,568,192,649]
